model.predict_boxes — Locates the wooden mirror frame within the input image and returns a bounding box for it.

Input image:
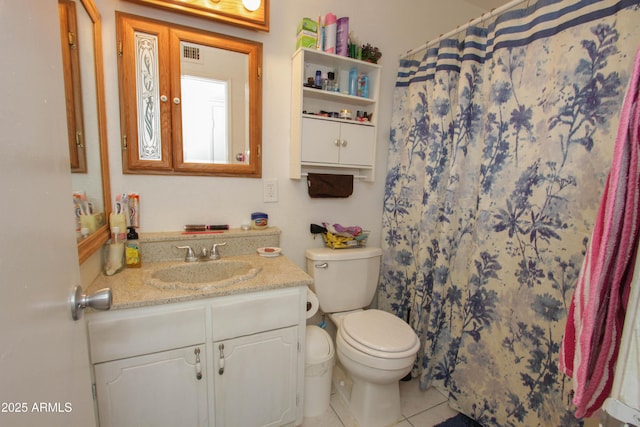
[116,12,262,178]
[74,0,112,264]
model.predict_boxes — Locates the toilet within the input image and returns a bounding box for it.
[305,247,420,427]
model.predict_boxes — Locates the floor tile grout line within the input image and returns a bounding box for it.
[330,404,346,427]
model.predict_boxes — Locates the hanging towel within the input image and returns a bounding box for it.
[559,45,640,419]
[307,173,353,198]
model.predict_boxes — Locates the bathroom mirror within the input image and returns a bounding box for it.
[117,13,262,177]
[59,0,112,263]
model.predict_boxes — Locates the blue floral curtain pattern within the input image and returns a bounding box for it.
[379,1,640,425]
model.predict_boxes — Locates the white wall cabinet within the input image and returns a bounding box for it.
[86,287,306,427]
[290,48,381,181]
[301,117,375,166]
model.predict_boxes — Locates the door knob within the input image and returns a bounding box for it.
[70,285,112,320]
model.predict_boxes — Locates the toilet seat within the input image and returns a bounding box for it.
[339,309,419,359]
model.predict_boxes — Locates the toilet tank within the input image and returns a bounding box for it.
[305,247,383,313]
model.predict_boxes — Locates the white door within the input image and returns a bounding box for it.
[0,2,96,426]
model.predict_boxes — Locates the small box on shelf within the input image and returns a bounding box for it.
[296,31,317,50]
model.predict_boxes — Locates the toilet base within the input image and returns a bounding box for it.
[332,363,403,427]
[350,376,402,427]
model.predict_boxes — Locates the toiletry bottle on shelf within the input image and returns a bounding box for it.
[359,74,369,98]
[327,71,336,91]
[125,227,142,268]
[348,67,358,96]
[323,13,336,54]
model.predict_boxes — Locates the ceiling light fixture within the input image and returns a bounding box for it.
[242,0,260,12]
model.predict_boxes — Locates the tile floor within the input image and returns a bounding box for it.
[301,366,603,427]
[302,365,458,427]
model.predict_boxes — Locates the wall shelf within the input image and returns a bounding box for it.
[290,48,381,182]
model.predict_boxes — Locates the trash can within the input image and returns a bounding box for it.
[304,324,335,418]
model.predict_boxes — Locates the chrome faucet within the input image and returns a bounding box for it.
[209,242,227,260]
[176,242,227,262]
[176,246,198,262]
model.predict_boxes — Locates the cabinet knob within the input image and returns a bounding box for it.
[334,139,341,147]
[341,140,348,147]
[173,97,181,105]
[160,95,168,102]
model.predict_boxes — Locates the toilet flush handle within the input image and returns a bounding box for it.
[315,263,328,269]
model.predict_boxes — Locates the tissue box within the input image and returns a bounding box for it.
[297,17,318,35]
[296,30,317,49]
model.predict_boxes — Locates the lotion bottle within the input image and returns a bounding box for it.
[125,227,142,268]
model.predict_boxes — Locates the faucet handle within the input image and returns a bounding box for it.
[176,245,197,262]
[209,242,227,260]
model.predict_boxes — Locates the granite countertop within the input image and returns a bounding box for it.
[87,253,313,310]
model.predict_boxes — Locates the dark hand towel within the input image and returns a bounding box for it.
[307,173,353,198]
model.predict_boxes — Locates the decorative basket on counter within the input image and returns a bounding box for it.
[322,231,369,249]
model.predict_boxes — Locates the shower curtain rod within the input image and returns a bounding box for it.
[401,0,528,59]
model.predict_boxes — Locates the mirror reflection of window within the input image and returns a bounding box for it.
[179,41,249,166]
[181,75,229,164]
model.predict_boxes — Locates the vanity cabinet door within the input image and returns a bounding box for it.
[94,345,209,427]
[213,326,298,427]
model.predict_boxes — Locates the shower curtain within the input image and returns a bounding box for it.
[378,1,640,425]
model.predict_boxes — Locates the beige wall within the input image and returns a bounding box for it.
[92,0,488,269]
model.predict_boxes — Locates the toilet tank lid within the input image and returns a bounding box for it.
[305,247,383,261]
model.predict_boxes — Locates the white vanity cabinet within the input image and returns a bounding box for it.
[88,304,209,427]
[290,48,381,181]
[213,327,298,426]
[86,286,306,427]
[93,345,209,427]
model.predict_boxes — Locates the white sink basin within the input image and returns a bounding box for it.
[145,260,261,290]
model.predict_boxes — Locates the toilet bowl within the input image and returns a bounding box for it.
[329,310,420,427]
[305,247,420,427]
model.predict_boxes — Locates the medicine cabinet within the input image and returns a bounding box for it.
[290,48,381,182]
[116,13,263,178]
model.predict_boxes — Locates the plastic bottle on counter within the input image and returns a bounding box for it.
[125,227,142,268]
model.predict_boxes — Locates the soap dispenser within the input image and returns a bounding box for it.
[125,227,142,268]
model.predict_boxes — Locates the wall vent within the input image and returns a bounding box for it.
[182,44,201,63]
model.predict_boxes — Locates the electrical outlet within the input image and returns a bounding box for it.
[263,178,278,203]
